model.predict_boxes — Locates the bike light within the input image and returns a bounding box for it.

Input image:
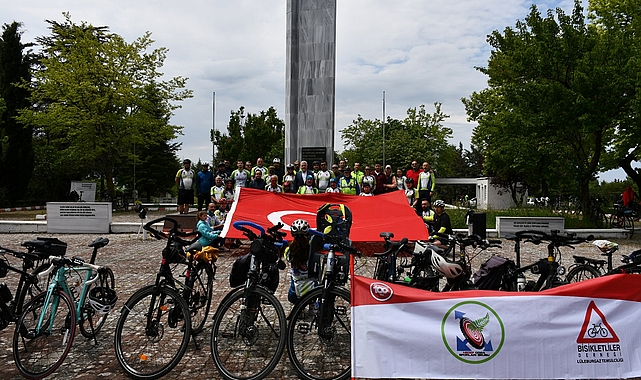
[557,266,566,276]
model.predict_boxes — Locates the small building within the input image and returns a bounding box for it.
[439,177,525,210]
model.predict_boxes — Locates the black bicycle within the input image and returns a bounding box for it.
[372,233,440,291]
[286,229,360,380]
[0,238,63,332]
[114,217,214,380]
[610,202,635,237]
[566,240,641,282]
[210,220,288,380]
[503,230,592,291]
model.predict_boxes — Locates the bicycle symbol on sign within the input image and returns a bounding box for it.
[587,323,608,338]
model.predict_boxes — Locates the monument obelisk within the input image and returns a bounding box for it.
[285,0,336,166]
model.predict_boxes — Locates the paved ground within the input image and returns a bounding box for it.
[0,210,640,379]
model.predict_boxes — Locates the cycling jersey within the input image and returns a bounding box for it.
[265,184,283,193]
[231,169,250,187]
[176,169,195,190]
[210,185,225,201]
[251,166,268,179]
[315,170,332,192]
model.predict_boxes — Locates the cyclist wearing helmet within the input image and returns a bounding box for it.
[285,219,317,303]
[432,200,452,246]
[404,177,418,208]
[325,177,341,193]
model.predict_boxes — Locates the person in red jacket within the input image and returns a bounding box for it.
[405,160,421,185]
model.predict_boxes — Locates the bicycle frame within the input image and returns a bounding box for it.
[35,259,101,335]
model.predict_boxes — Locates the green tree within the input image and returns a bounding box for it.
[341,103,454,173]
[18,13,192,199]
[212,106,285,164]
[464,1,628,213]
[0,22,34,205]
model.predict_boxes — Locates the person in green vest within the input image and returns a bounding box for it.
[338,167,360,195]
[297,175,319,194]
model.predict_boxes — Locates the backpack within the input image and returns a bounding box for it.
[472,255,515,290]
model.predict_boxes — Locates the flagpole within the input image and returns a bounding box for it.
[212,91,216,163]
[382,90,386,167]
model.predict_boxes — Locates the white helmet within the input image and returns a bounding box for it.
[431,250,464,279]
[290,219,309,237]
[433,200,445,208]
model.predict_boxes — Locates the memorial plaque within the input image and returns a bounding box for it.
[496,217,565,237]
[301,147,327,164]
[47,202,112,233]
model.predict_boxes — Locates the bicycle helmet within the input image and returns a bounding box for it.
[88,285,118,314]
[202,161,210,167]
[290,219,310,237]
[433,200,445,208]
[430,251,464,279]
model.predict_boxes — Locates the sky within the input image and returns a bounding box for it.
[3,0,635,181]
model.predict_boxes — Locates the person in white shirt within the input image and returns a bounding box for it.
[325,178,341,193]
[315,161,332,192]
[359,183,374,196]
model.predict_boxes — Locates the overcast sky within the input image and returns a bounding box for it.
[4,0,632,180]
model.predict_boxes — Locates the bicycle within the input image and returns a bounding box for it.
[503,230,592,291]
[210,220,288,380]
[610,202,635,237]
[0,238,67,332]
[566,240,641,282]
[587,323,608,338]
[286,229,361,380]
[114,217,214,380]
[588,197,608,228]
[372,233,440,291]
[12,249,116,379]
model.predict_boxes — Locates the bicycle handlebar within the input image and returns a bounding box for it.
[144,217,200,245]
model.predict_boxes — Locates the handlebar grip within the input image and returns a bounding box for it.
[233,221,266,235]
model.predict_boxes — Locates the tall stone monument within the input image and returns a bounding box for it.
[285,0,336,166]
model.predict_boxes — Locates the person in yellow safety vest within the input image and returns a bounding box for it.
[297,175,319,194]
[338,167,360,195]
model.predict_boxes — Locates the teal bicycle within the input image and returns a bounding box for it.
[12,245,116,379]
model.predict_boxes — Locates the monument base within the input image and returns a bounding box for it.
[163,212,198,232]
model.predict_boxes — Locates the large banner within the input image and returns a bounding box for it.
[352,274,641,379]
[221,188,428,242]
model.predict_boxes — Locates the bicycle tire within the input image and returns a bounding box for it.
[566,265,601,283]
[79,267,115,338]
[183,260,214,334]
[287,286,351,380]
[114,285,191,380]
[13,289,76,379]
[210,285,286,380]
[13,262,49,317]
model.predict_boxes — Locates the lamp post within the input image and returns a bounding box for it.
[212,91,216,163]
[382,90,386,167]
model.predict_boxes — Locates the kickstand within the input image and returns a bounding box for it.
[190,333,201,350]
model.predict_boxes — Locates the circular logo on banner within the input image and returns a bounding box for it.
[441,300,505,364]
[369,282,393,302]
[267,211,316,231]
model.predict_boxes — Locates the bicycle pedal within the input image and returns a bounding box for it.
[297,322,311,334]
[335,306,347,316]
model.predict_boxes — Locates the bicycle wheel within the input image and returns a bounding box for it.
[184,260,214,334]
[13,289,76,379]
[287,286,351,380]
[14,262,50,317]
[79,267,115,338]
[114,285,191,380]
[210,286,286,380]
[566,265,601,283]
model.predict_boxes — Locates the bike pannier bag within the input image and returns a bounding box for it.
[472,255,515,290]
[229,253,251,288]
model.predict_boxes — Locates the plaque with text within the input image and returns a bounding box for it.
[47,202,112,233]
[301,147,327,164]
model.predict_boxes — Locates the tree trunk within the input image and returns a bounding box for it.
[620,153,641,192]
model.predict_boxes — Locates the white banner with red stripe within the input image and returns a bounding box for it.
[351,274,641,379]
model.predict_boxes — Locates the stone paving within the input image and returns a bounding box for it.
[0,214,640,379]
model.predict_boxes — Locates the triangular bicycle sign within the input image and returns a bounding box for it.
[576,300,619,343]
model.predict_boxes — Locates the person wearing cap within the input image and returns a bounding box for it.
[330,163,343,182]
[215,161,229,181]
[338,166,360,195]
[315,160,332,193]
[311,160,321,174]
[272,158,284,183]
[282,181,294,194]
[283,163,296,185]
[383,164,396,193]
[293,160,310,193]
[196,161,215,211]
[404,177,419,208]
[175,158,195,214]
[325,177,341,193]
[372,162,387,195]
[210,176,225,202]
[297,174,319,194]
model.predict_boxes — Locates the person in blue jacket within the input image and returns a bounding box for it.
[194,210,220,250]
